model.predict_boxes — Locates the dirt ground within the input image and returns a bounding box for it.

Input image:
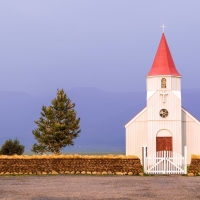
[0,175,200,200]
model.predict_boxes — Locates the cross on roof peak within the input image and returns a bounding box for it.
[160,24,166,33]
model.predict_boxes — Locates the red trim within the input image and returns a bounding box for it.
[147,33,181,77]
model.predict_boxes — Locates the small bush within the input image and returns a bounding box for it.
[0,139,25,155]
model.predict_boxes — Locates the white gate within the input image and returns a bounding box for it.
[143,146,187,174]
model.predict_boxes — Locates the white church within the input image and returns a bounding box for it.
[125,31,200,166]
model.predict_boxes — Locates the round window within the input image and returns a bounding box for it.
[159,109,168,118]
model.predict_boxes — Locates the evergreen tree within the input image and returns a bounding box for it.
[31,89,81,155]
[0,139,25,155]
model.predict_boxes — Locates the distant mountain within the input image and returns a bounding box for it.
[67,87,146,152]
[0,87,199,154]
[0,91,52,152]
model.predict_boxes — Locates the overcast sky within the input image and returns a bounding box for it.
[0,1,200,95]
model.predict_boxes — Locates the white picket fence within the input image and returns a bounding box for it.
[143,146,187,174]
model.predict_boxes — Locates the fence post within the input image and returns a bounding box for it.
[142,147,144,166]
[164,151,166,174]
[143,146,147,173]
[184,146,187,174]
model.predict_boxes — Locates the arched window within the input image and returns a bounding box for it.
[161,78,166,88]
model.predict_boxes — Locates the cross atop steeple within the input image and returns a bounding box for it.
[160,24,166,33]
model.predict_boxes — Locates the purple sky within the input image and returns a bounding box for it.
[0,1,200,95]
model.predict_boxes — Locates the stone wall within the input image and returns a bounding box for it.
[189,158,200,175]
[0,156,142,175]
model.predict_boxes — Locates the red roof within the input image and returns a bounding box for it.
[147,33,181,77]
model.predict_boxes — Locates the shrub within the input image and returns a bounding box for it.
[0,139,25,155]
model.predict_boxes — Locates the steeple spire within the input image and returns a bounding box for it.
[147,33,181,77]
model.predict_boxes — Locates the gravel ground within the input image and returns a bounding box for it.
[0,175,200,200]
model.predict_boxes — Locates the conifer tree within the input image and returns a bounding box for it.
[31,89,81,155]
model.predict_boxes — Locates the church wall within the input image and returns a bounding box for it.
[182,110,200,164]
[146,76,181,91]
[171,77,181,91]
[147,91,181,121]
[126,110,147,160]
[134,109,147,121]
[146,77,156,91]
[147,77,171,91]
[147,83,182,156]
[147,121,182,155]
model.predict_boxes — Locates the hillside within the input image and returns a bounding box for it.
[0,87,199,153]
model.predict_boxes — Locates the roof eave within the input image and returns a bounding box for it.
[146,74,182,78]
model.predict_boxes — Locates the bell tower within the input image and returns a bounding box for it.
[146,33,182,155]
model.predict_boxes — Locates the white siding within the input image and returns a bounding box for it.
[182,109,200,164]
[147,76,181,91]
[126,73,200,165]
[146,77,157,91]
[147,76,182,156]
[171,77,181,91]
[147,77,171,91]
[126,109,147,160]
[147,91,181,121]
[147,121,182,155]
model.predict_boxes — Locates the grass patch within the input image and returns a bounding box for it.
[187,165,190,173]
[0,154,138,159]
[143,173,154,176]
[191,155,200,159]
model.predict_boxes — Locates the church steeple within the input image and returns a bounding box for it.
[147,33,181,77]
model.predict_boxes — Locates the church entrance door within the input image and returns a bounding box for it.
[156,137,172,151]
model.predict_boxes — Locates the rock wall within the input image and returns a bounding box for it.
[0,157,142,175]
[189,158,200,174]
